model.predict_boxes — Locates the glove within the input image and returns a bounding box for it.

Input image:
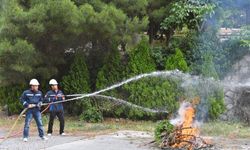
[37,102,42,108]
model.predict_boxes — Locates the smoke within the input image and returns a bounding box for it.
[170,102,192,126]
[170,101,202,128]
[186,0,250,122]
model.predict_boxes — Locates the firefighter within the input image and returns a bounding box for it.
[45,79,65,136]
[20,79,48,142]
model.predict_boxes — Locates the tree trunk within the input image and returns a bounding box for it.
[148,21,155,44]
[165,29,174,46]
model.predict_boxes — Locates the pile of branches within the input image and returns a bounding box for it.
[159,125,213,150]
[152,120,213,150]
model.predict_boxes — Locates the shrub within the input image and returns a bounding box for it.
[80,107,103,123]
[165,48,189,72]
[201,53,219,79]
[127,39,156,75]
[0,85,25,115]
[124,40,181,119]
[154,120,174,143]
[96,48,125,90]
[62,53,91,115]
[208,88,225,120]
[125,78,181,119]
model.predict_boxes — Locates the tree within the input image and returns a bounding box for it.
[147,0,174,43]
[0,0,82,84]
[161,0,216,44]
[218,0,250,28]
[76,3,148,89]
[0,0,148,88]
[95,48,126,116]
[0,39,39,85]
[127,39,156,75]
[0,84,25,115]
[103,0,148,18]
[124,40,180,119]
[62,54,91,115]
[165,48,189,72]
[201,53,219,79]
[96,49,125,90]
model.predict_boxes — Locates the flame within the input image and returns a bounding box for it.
[172,104,199,150]
[160,99,212,149]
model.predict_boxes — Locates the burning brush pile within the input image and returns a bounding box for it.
[154,102,213,150]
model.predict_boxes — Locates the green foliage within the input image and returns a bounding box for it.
[0,85,24,115]
[127,39,156,75]
[96,49,125,90]
[106,0,148,18]
[186,30,227,78]
[161,0,216,31]
[154,120,174,143]
[220,0,250,28]
[239,26,250,48]
[208,88,225,120]
[0,39,38,85]
[0,0,148,85]
[165,48,189,72]
[241,40,250,48]
[95,48,127,117]
[80,107,103,123]
[147,0,174,43]
[150,46,167,70]
[0,0,242,120]
[62,54,91,115]
[0,0,82,83]
[201,53,219,79]
[124,40,181,119]
[125,78,181,119]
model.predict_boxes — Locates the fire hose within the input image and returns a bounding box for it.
[0,94,168,144]
[0,104,51,143]
[0,71,173,144]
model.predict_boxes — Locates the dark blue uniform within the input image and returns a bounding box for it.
[20,90,45,138]
[45,90,65,134]
[20,90,43,108]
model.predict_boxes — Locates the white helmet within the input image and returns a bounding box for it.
[29,79,40,85]
[49,79,58,85]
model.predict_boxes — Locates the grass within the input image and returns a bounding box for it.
[0,112,156,137]
[42,115,156,136]
[1,112,250,139]
[201,121,250,138]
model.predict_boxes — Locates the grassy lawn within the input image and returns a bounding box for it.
[1,112,250,139]
[0,113,156,137]
[201,121,250,138]
[42,115,156,136]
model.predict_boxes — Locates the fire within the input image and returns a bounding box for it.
[172,104,199,150]
[157,101,213,150]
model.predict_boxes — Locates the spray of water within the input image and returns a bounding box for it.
[91,95,168,113]
[42,70,221,120]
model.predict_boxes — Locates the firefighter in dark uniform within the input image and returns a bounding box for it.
[45,79,65,136]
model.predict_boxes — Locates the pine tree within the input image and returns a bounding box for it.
[125,40,181,119]
[165,48,189,72]
[201,53,219,79]
[62,54,91,115]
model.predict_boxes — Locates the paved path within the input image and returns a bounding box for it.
[46,131,156,150]
[1,130,250,150]
[0,135,83,150]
